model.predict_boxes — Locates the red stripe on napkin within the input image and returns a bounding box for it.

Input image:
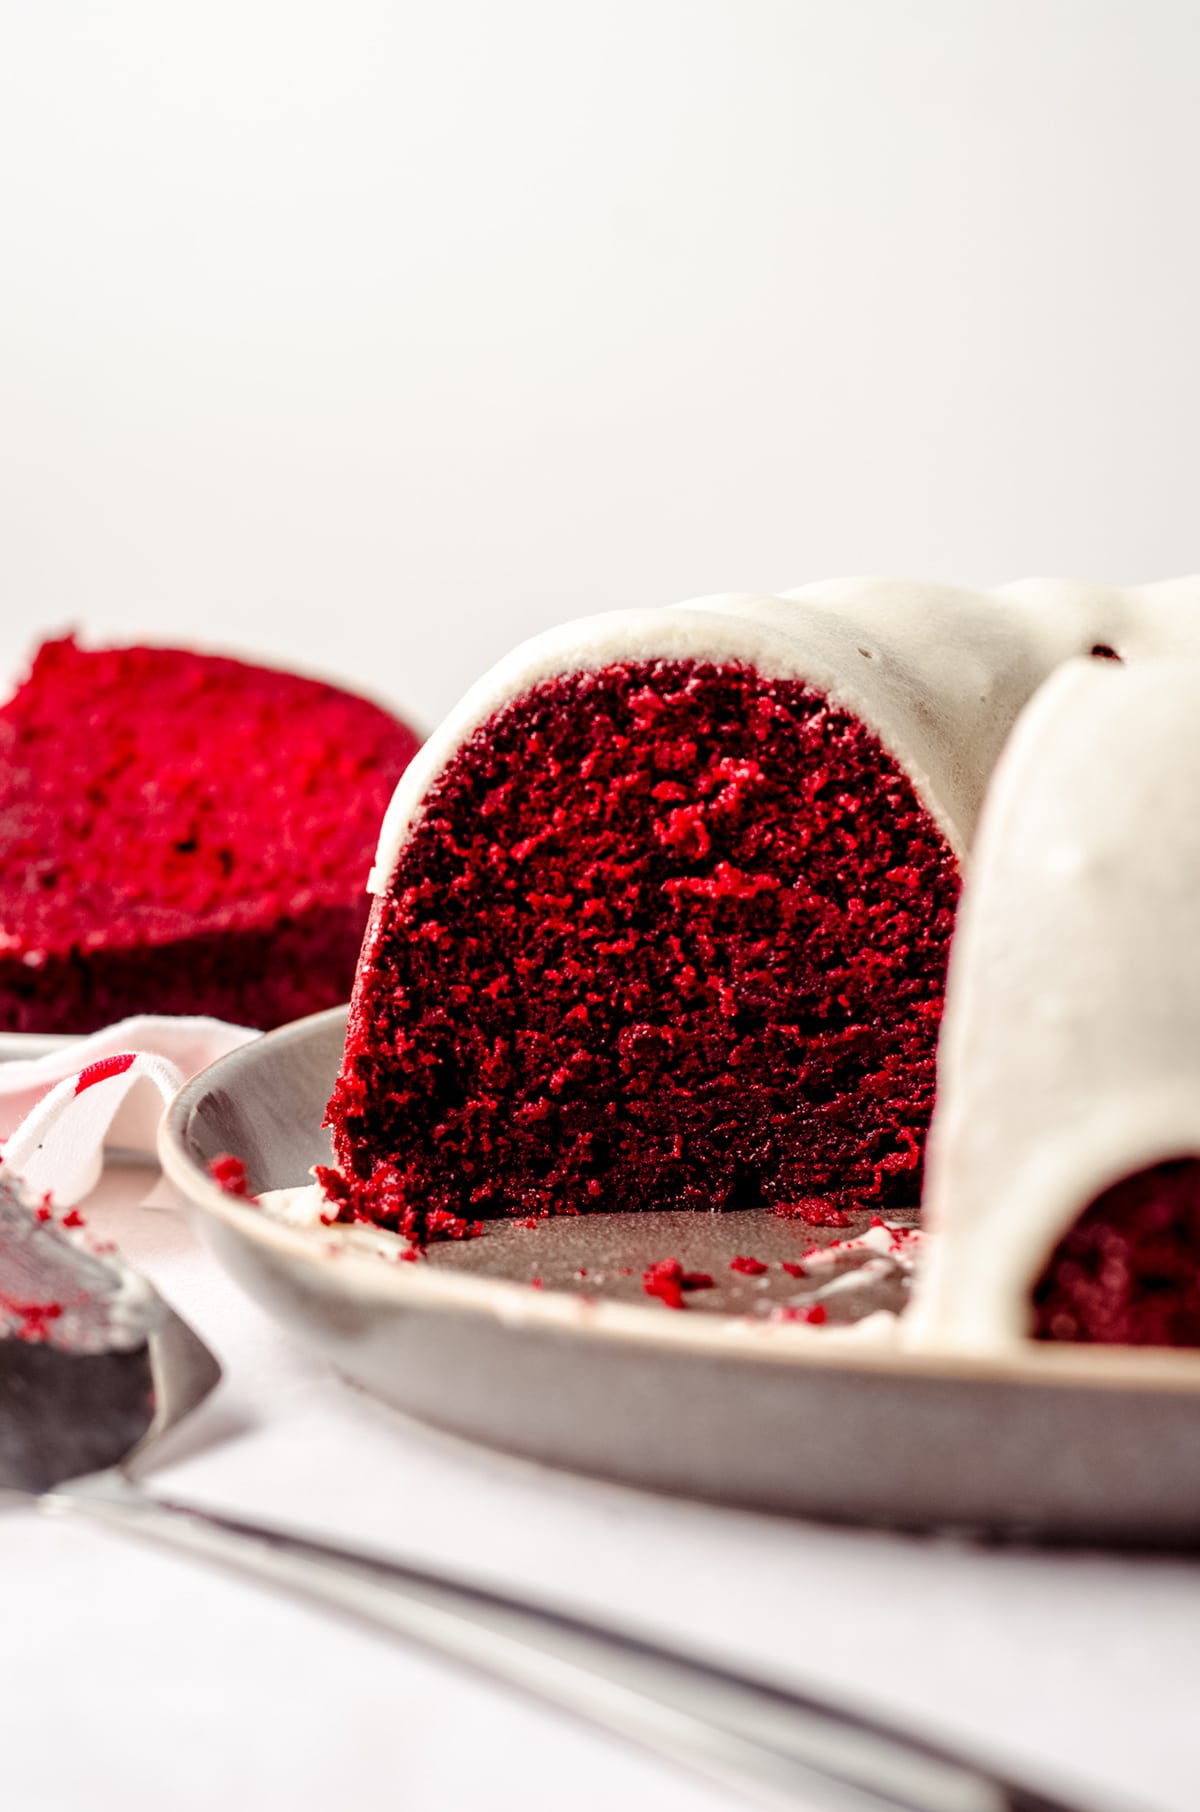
[73,1054,137,1095]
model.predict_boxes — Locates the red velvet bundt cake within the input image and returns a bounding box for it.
[0,636,419,1033]
[327,576,1200,1348]
[322,586,1059,1242]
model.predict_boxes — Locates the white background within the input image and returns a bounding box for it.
[2,0,1198,727]
[3,7,1200,1811]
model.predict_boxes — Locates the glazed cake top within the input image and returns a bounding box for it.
[368,577,1200,895]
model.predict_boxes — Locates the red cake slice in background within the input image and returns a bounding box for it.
[0,636,419,1033]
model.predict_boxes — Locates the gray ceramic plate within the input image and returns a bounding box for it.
[160,1007,1200,1543]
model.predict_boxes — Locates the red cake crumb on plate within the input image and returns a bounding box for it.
[207,1154,256,1200]
[641,1258,716,1310]
[0,636,418,1033]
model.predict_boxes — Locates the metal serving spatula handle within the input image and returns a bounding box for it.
[50,1471,1095,1812]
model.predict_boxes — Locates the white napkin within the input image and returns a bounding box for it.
[0,1016,260,1206]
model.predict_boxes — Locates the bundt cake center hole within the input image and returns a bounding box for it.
[1032,1155,1200,1345]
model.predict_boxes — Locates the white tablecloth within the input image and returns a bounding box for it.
[3,1161,1196,1812]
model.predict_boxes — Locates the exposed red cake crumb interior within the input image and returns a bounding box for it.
[0,636,418,1032]
[324,660,958,1242]
[1032,1158,1200,1345]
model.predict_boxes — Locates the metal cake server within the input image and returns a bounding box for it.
[0,1190,1120,1812]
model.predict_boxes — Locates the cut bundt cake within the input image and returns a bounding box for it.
[909,657,1200,1350]
[322,587,1058,1242]
[324,579,1200,1252]
[0,636,419,1033]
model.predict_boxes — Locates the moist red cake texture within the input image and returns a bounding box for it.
[322,660,960,1242]
[0,636,419,1033]
[1032,1159,1200,1346]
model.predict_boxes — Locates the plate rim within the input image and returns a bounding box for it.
[158,1005,1200,1399]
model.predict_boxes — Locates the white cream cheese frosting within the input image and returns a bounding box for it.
[370,577,1200,894]
[907,656,1200,1352]
[368,592,984,890]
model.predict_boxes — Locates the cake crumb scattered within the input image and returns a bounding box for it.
[642,1258,715,1310]
[207,1154,255,1200]
[773,1199,853,1229]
